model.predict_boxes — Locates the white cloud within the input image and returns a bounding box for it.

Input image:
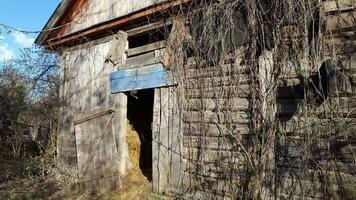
[12,32,34,47]
[0,44,15,61]
[0,35,4,40]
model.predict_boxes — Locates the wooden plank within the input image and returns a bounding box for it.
[186,98,250,112]
[186,76,250,89]
[126,20,172,37]
[124,50,164,68]
[180,172,242,199]
[111,64,176,93]
[324,37,356,56]
[159,87,170,193]
[54,21,170,53]
[35,0,73,44]
[127,40,166,57]
[186,85,251,99]
[168,87,182,192]
[185,148,243,164]
[183,135,243,150]
[74,108,115,125]
[152,86,183,194]
[325,10,356,32]
[152,88,161,193]
[114,93,130,174]
[124,51,155,67]
[45,0,192,47]
[185,66,250,79]
[276,167,356,184]
[185,122,251,136]
[45,0,168,39]
[122,56,161,69]
[323,0,356,13]
[183,111,250,124]
[75,112,121,194]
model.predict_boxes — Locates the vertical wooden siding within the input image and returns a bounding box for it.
[55,0,168,37]
[74,109,121,194]
[152,87,183,194]
[58,38,131,190]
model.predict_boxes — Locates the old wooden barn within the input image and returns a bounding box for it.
[35,0,355,199]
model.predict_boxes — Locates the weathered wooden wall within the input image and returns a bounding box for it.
[167,1,355,199]
[54,0,355,198]
[176,58,251,199]
[57,0,167,36]
[152,87,183,194]
[58,38,131,193]
[275,1,356,199]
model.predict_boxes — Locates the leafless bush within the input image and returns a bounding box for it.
[0,46,79,199]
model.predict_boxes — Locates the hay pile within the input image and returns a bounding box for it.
[106,120,150,200]
[126,120,141,168]
[78,120,150,200]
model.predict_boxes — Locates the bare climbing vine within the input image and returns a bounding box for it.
[163,0,355,199]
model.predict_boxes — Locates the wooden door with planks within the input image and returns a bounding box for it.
[152,87,183,194]
[74,108,122,194]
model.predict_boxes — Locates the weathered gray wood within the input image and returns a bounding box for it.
[186,85,251,99]
[54,0,169,36]
[75,111,121,194]
[105,31,127,66]
[187,98,250,112]
[112,93,131,174]
[276,167,356,184]
[58,37,132,194]
[183,135,243,150]
[158,87,170,193]
[127,40,166,57]
[325,10,356,32]
[183,111,250,124]
[152,88,162,193]
[180,171,240,199]
[168,87,183,193]
[277,177,342,199]
[74,108,115,125]
[324,37,356,55]
[185,147,244,164]
[152,87,183,194]
[323,0,356,13]
[123,57,162,69]
[185,66,250,79]
[186,76,251,89]
[126,20,172,37]
[123,51,162,69]
[184,123,250,136]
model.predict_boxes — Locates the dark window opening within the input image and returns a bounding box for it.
[128,26,171,49]
[277,60,344,122]
[126,89,154,181]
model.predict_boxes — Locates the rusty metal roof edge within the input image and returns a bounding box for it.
[34,0,73,45]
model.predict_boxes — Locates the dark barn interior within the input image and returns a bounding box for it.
[126,89,154,181]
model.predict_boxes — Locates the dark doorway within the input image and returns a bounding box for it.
[126,89,154,181]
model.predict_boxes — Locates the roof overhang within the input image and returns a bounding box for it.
[35,0,191,50]
[34,0,73,45]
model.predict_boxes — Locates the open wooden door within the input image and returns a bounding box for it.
[74,108,122,194]
[152,87,183,194]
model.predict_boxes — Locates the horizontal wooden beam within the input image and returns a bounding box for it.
[111,64,176,93]
[46,0,191,48]
[127,40,166,57]
[74,108,115,125]
[323,0,355,13]
[126,21,172,37]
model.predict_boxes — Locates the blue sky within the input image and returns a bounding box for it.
[0,1,60,61]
